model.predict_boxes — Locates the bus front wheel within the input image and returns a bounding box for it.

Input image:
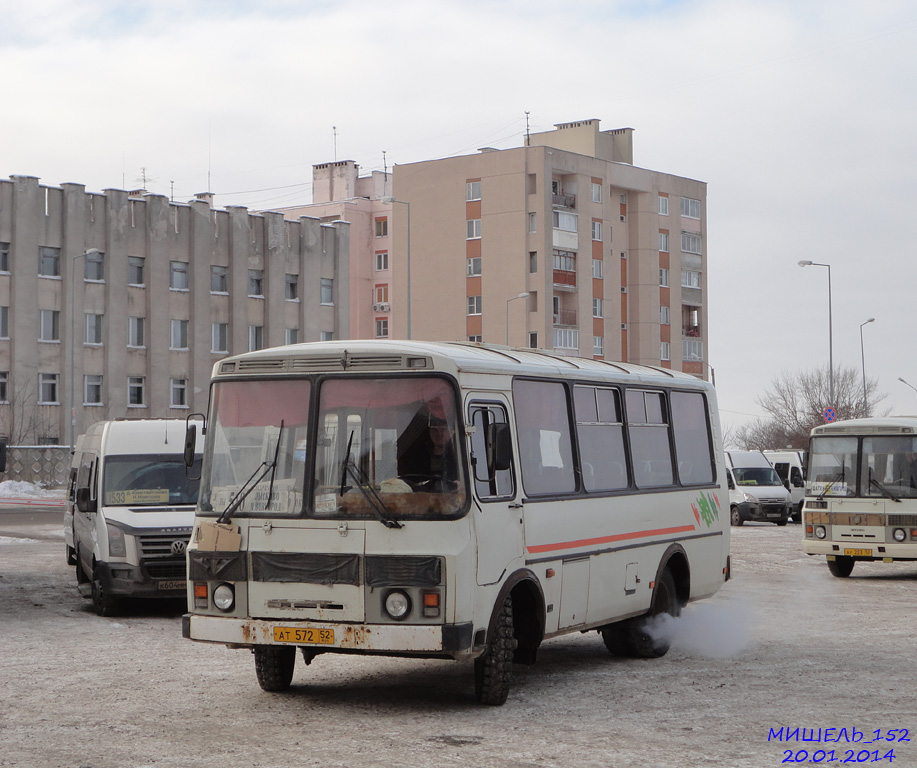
[601,569,679,658]
[254,646,296,692]
[474,594,517,706]
[827,556,855,578]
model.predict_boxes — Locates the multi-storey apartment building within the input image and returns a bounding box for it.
[390,119,708,376]
[0,175,349,445]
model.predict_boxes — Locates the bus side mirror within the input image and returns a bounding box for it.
[486,423,512,473]
[184,424,197,469]
[75,487,96,514]
[0,440,6,473]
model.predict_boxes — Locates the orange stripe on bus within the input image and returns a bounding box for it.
[526,525,697,555]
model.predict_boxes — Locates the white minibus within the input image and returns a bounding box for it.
[182,341,731,704]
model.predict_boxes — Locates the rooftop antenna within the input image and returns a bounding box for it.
[170,180,175,202]
[382,150,387,179]
[333,126,337,161]
[525,111,531,146]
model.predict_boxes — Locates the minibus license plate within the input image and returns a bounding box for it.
[158,580,186,591]
[273,627,334,645]
[844,548,872,557]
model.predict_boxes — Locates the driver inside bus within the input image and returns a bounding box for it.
[397,404,459,492]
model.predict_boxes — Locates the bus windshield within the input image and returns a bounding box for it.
[861,435,917,499]
[807,436,857,497]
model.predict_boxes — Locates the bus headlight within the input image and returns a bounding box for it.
[212,583,235,612]
[893,528,907,543]
[106,523,127,557]
[815,526,827,540]
[383,590,411,620]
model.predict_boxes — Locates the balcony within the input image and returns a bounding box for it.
[553,269,577,289]
[552,192,576,209]
[553,309,577,326]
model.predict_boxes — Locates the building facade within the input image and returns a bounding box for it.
[0,175,349,446]
[390,119,708,375]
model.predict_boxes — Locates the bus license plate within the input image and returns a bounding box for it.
[844,548,872,557]
[273,627,335,645]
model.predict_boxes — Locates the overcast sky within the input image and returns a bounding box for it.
[2,0,915,436]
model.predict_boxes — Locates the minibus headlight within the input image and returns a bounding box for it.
[383,590,411,620]
[742,492,756,504]
[106,523,127,557]
[212,583,235,612]
[893,528,907,543]
[815,526,827,540]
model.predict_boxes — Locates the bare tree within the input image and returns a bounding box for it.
[733,366,887,450]
[0,380,56,445]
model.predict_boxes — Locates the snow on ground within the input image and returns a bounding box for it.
[0,480,66,499]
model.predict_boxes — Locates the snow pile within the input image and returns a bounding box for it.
[0,480,66,500]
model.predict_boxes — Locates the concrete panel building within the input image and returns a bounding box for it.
[0,175,349,446]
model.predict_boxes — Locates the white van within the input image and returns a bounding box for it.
[763,450,806,522]
[65,418,203,615]
[724,450,791,526]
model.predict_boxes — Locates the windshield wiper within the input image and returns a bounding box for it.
[340,431,402,529]
[868,468,901,502]
[217,421,284,524]
[817,469,846,500]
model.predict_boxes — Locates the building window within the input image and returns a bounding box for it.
[466,181,481,201]
[592,259,603,279]
[128,376,145,407]
[285,273,299,301]
[681,270,701,289]
[591,221,603,241]
[659,232,669,252]
[593,336,604,356]
[85,313,103,344]
[38,309,60,342]
[38,246,61,277]
[681,197,701,219]
[84,250,104,281]
[375,251,389,271]
[467,295,482,315]
[592,299,603,318]
[554,328,579,350]
[529,251,537,273]
[660,305,670,325]
[211,322,228,353]
[0,242,9,272]
[466,219,482,239]
[528,332,538,349]
[248,269,263,297]
[0,306,8,339]
[375,318,389,338]
[661,341,671,361]
[682,233,703,254]
[84,374,103,405]
[320,331,334,342]
[553,250,576,272]
[171,378,188,408]
[375,217,388,237]
[285,328,298,345]
[170,319,189,350]
[373,284,389,304]
[320,278,334,305]
[0,371,8,403]
[468,335,482,343]
[658,195,669,215]
[210,265,228,293]
[528,212,536,233]
[591,183,602,203]
[128,256,145,286]
[683,340,704,362]
[659,268,669,287]
[249,325,264,352]
[466,257,481,277]
[38,373,59,404]
[128,316,145,348]
[170,261,189,290]
[552,211,577,232]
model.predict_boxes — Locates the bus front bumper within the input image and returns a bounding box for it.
[802,541,917,560]
[182,614,475,659]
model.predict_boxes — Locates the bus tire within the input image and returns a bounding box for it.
[254,646,296,692]
[601,569,679,659]
[91,575,120,617]
[827,556,855,578]
[474,595,517,706]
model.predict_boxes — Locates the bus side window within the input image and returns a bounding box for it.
[469,404,515,500]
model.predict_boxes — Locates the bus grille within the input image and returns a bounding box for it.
[887,514,917,526]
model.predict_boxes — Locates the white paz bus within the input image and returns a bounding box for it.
[182,341,731,704]
[803,416,917,577]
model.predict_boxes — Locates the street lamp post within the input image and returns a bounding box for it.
[859,317,875,416]
[505,292,530,346]
[898,377,917,398]
[798,260,834,406]
[381,197,411,340]
[70,249,100,450]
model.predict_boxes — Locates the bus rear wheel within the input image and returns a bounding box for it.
[474,594,517,706]
[602,569,680,658]
[254,646,296,692]
[827,556,855,578]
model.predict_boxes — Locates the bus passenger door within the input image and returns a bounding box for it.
[468,400,524,586]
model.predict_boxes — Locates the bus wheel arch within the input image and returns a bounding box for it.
[656,544,690,611]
